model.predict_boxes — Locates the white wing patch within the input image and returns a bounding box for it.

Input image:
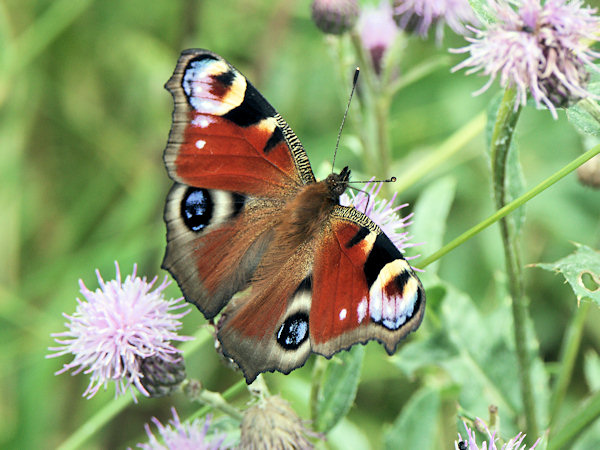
[367,260,419,330]
[183,59,246,115]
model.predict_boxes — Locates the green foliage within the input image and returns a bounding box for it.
[534,244,600,305]
[313,346,364,433]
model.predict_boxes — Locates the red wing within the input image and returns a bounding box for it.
[310,206,425,356]
[164,49,315,198]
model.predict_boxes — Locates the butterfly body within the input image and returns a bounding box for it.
[162,49,425,382]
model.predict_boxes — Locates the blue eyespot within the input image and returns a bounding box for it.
[182,188,213,232]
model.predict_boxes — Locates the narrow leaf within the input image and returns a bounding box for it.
[313,345,364,433]
[410,177,456,274]
[383,387,441,450]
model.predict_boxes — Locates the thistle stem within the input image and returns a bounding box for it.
[418,144,600,268]
[548,301,591,428]
[489,87,538,444]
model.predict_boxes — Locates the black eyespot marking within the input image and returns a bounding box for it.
[215,69,235,87]
[181,187,213,232]
[364,233,403,287]
[276,312,309,350]
[263,126,284,154]
[346,227,369,248]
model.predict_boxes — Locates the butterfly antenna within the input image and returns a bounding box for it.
[331,67,360,173]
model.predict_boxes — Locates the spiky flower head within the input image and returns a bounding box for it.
[311,0,360,35]
[240,396,318,449]
[341,179,416,254]
[138,408,225,450]
[48,262,192,400]
[455,419,541,449]
[393,0,479,42]
[452,0,600,119]
[358,1,400,75]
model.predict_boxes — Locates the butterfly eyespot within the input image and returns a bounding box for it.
[276,312,309,350]
[181,187,213,232]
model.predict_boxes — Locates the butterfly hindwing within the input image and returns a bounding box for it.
[216,248,315,383]
[164,49,315,198]
[163,183,284,317]
[310,206,425,357]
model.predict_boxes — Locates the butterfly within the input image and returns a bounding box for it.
[162,49,425,383]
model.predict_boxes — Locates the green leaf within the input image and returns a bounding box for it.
[383,387,441,450]
[567,81,600,137]
[313,346,364,433]
[468,0,495,26]
[410,177,456,275]
[505,139,526,235]
[533,243,600,306]
[394,281,550,433]
[584,350,600,392]
[486,92,526,234]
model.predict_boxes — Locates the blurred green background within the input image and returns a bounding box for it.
[1,0,599,448]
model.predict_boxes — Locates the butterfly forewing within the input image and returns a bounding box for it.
[164,49,315,197]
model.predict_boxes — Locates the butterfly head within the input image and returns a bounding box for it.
[325,166,351,201]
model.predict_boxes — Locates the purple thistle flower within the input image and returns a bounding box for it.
[358,1,400,75]
[48,262,192,400]
[452,0,600,119]
[393,0,479,42]
[455,420,541,450]
[138,408,225,450]
[341,179,417,254]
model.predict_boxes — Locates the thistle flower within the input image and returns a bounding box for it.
[452,0,600,119]
[455,420,541,450]
[393,0,478,42]
[138,408,225,450]
[311,0,360,35]
[239,396,318,449]
[48,262,192,400]
[341,179,416,253]
[358,1,400,75]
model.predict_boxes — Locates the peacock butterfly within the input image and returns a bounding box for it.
[161,49,425,383]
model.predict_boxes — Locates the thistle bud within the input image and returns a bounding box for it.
[311,0,359,35]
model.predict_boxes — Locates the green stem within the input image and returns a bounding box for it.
[350,30,379,177]
[394,111,486,194]
[490,87,538,444]
[548,301,591,428]
[388,55,451,96]
[188,386,244,421]
[56,328,212,450]
[548,389,600,450]
[418,144,600,268]
[188,379,247,421]
[57,394,130,450]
